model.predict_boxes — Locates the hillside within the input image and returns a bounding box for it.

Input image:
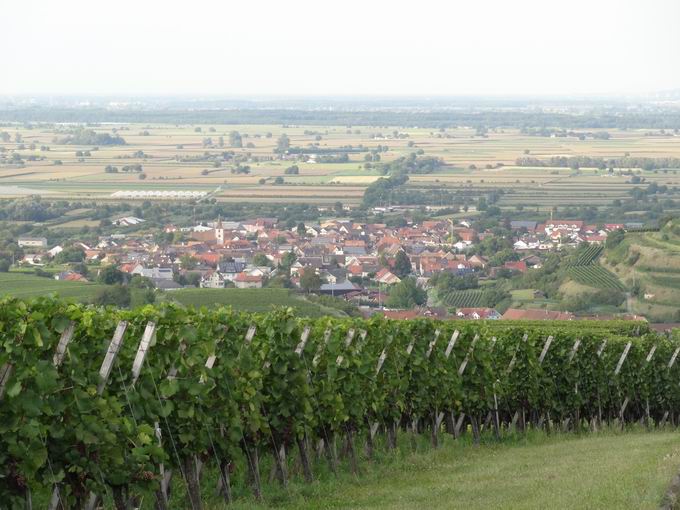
[603,220,680,321]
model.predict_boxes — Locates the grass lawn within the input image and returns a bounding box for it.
[0,275,347,316]
[200,430,680,510]
[0,270,106,301]
[510,288,536,300]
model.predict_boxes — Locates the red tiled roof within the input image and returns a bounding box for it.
[502,308,574,321]
[233,272,262,283]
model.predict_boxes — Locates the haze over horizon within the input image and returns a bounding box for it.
[4,0,680,98]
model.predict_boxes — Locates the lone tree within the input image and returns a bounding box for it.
[393,250,412,278]
[386,277,426,309]
[276,134,290,153]
[93,285,131,307]
[300,269,322,293]
[229,131,243,148]
[97,265,125,285]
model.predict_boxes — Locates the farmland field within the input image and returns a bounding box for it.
[3,124,680,209]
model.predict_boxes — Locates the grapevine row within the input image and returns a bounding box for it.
[0,296,677,509]
[567,265,625,290]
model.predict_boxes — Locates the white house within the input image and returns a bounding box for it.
[200,271,227,289]
[18,237,47,249]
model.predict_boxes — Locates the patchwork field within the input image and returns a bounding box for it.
[2,124,680,208]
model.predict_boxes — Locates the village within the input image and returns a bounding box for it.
[12,212,644,322]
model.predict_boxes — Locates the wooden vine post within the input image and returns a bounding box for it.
[507,333,529,432]
[614,341,632,427]
[661,346,680,427]
[48,322,76,510]
[241,325,262,500]
[293,326,314,483]
[85,321,129,510]
[567,338,581,430]
[459,334,480,443]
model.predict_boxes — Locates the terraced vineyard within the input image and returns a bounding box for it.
[567,265,626,291]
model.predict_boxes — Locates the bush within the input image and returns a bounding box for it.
[92,285,131,307]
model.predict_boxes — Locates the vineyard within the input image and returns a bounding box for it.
[1,297,678,510]
[570,244,604,266]
[438,289,488,307]
[567,265,626,291]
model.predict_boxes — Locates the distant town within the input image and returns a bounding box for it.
[11,210,649,323]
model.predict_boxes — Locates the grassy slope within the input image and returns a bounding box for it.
[212,431,680,510]
[604,222,680,321]
[0,271,107,300]
[0,273,344,316]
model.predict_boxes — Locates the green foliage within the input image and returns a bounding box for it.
[228,130,242,148]
[252,253,271,267]
[606,229,626,250]
[54,128,126,146]
[392,250,412,278]
[562,288,625,311]
[439,288,507,308]
[569,244,604,266]
[276,134,290,153]
[92,285,131,307]
[567,265,625,291]
[386,278,427,308]
[54,246,85,264]
[362,174,409,208]
[430,272,478,292]
[377,153,445,175]
[300,270,322,293]
[97,265,124,285]
[0,295,673,509]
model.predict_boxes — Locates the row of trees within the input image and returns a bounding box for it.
[516,155,680,171]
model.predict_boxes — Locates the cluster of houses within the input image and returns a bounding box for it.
[17,217,489,301]
[173,218,486,300]
[510,220,629,250]
[13,215,647,321]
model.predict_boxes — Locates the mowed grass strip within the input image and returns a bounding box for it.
[216,431,680,510]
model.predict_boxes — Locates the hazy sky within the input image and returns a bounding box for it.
[4,0,680,97]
